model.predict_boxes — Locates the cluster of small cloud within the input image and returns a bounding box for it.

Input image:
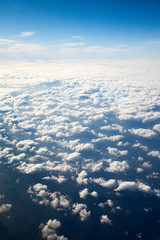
[40,219,68,240]
[28,183,70,211]
[72,203,90,221]
[0,60,160,238]
[79,188,98,199]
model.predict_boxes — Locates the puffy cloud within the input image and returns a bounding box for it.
[9,153,26,163]
[136,168,143,173]
[142,162,152,168]
[100,215,112,225]
[76,170,88,185]
[106,160,129,172]
[107,147,128,156]
[72,203,90,221]
[115,181,152,193]
[75,143,94,152]
[16,139,37,151]
[90,191,98,198]
[0,204,12,213]
[28,184,70,211]
[42,175,67,184]
[32,183,48,192]
[91,162,103,172]
[40,219,68,240]
[115,181,137,191]
[106,199,114,208]
[79,188,89,199]
[147,151,160,158]
[153,124,160,133]
[92,178,117,188]
[137,182,152,193]
[129,128,156,138]
[17,162,45,174]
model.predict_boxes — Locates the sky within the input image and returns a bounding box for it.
[0,0,160,59]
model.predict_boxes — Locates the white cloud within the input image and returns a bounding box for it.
[115,181,137,191]
[90,191,98,198]
[0,38,16,44]
[0,204,12,213]
[1,59,160,237]
[79,188,89,199]
[19,31,35,37]
[32,183,48,192]
[106,199,114,208]
[17,162,45,174]
[136,168,143,173]
[146,40,160,45]
[72,36,86,40]
[106,160,129,172]
[142,162,152,168]
[137,182,152,193]
[9,153,26,163]
[62,42,85,47]
[91,161,103,172]
[147,151,160,158]
[100,215,112,225]
[153,124,160,133]
[107,147,128,156]
[42,175,67,184]
[16,139,37,151]
[40,219,68,240]
[92,178,117,188]
[115,181,152,194]
[72,203,90,221]
[129,128,156,138]
[76,170,88,185]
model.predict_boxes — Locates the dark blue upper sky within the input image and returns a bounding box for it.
[0,0,160,59]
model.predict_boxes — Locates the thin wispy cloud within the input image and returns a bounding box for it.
[62,42,85,47]
[0,38,16,44]
[71,36,86,40]
[19,31,35,37]
[146,40,160,45]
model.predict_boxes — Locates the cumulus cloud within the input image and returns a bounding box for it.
[115,181,137,191]
[147,151,160,158]
[28,184,70,211]
[107,147,128,156]
[153,124,160,133]
[115,181,152,193]
[16,139,37,151]
[100,215,112,225]
[42,175,67,184]
[79,188,89,199]
[72,203,90,221]
[106,160,129,172]
[90,191,98,198]
[76,170,88,185]
[129,128,156,138]
[92,178,117,188]
[0,204,12,213]
[40,219,68,240]
[9,153,26,163]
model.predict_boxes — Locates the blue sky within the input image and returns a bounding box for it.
[0,0,160,59]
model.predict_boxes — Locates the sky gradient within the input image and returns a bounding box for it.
[0,0,160,60]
